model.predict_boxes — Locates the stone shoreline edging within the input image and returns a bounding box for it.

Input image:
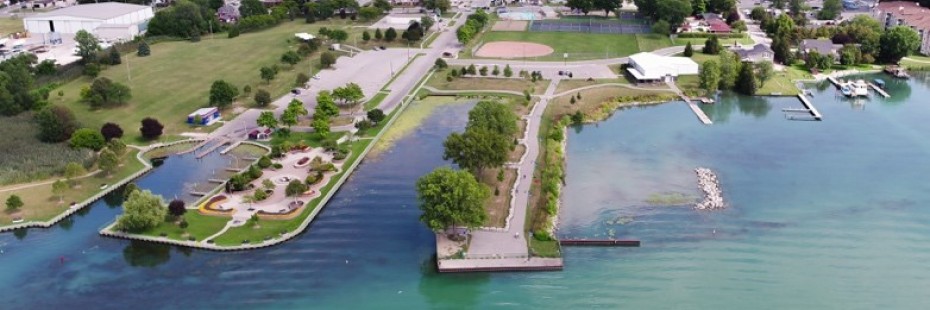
[96,70,439,251]
[0,147,156,233]
[694,167,725,210]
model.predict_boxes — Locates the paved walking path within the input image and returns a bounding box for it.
[466,78,560,256]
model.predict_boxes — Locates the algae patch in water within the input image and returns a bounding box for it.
[645,192,695,206]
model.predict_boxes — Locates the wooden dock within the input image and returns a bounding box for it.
[559,239,641,247]
[827,76,841,88]
[195,139,230,158]
[219,140,243,154]
[666,81,712,125]
[176,139,211,155]
[795,93,823,120]
[868,83,890,98]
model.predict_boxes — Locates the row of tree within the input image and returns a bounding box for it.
[635,0,736,26]
[456,9,490,44]
[698,51,774,96]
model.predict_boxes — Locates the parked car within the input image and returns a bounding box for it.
[291,89,301,95]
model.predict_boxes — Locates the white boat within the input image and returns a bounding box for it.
[842,80,869,97]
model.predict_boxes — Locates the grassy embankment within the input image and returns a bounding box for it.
[52,19,399,143]
[0,149,146,225]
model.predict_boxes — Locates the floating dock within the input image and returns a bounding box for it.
[795,93,823,120]
[868,83,890,98]
[195,139,230,158]
[559,239,641,247]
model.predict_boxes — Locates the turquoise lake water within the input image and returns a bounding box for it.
[1,74,930,308]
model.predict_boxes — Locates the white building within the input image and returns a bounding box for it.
[24,3,154,41]
[626,52,699,82]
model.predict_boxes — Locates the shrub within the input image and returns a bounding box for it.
[228,26,240,38]
[34,105,80,143]
[273,163,283,169]
[140,117,164,140]
[100,122,123,141]
[257,156,273,168]
[69,128,106,151]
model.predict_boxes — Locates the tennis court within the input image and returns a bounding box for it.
[529,19,651,34]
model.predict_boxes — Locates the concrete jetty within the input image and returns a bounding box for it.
[868,83,890,98]
[795,93,823,120]
[195,139,230,158]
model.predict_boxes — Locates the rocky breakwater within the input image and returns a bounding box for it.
[694,167,725,210]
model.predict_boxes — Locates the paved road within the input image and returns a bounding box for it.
[466,78,560,256]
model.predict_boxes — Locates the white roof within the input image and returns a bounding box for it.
[25,3,150,21]
[628,52,699,79]
[189,107,218,117]
[295,33,315,40]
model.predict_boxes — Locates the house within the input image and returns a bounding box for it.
[800,39,841,57]
[679,13,732,33]
[248,128,274,140]
[626,52,699,83]
[23,3,154,39]
[217,4,240,23]
[187,107,221,126]
[873,1,930,56]
[732,44,774,63]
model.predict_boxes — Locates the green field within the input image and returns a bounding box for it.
[0,16,24,35]
[474,32,655,60]
[137,212,230,241]
[54,20,375,142]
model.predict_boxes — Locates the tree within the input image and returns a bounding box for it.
[116,189,168,232]
[108,47,122,65]
[281,50,301,66]
[257,111,278,129]
[367,108,385,123]
[772,0,786,9]
[69,128,106,151]
[254,89,272,107]
[750,6,766,20]
[100,122,123,141]
[209,80,239,108]
[567,0,594,15]
[839,44,861,66]
[456,23,475,44]
[817,0,841,20]
[332,83,364,105]
[492,65,500,76]
[240,0,267,18]
[771,36,791,64]
[503,64,513,77]
[708,0,735,13]
[879,26,920,63]
[374,28,383,40]
[467,64,477,75]
[434,58,448,69]
[699,60,721,93]
[280,109,298,129]
[479,66,488,76]
[443,126,511,172]
[373,0,392,11]
[52,179,67,203]
[385,27,397,42]
[81,77,132,108]
[64,162,85,187]
[358,6,381,21]
[108,138,127,156]
[692,0,706,14]
[321,51,337,68]
[228,25,241,38]
[315,90,340,118]
[285,179,308,201]
[311,116,330,138]
[654,0,692,26]
[702,35,721,54]
[34,105,80,143]
[467,101,518,136]
[168,199,186,218]
[98,147,119,176]
[423,0,451,12]
[5,195,23,212]
[718,50,741,90]
[137,41,151,57]
[74,30,100,63]
[403,21,424,41]
[651,19,671,35]
[421,16,435,31]
[362,30,371,41]
[296,73,310,86]
[735,62,758,95]
[683,42,694,57]
[35,59,57,76]
[260,66,277,83]
[756,60,774,87]
[140,117,164,140]
[327,29,349,42]
[731,20,747,33]
[593,0,622,16]
[415,167,489,233]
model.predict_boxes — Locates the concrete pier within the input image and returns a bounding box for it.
[869,83,890,98]
[796,93,823,120]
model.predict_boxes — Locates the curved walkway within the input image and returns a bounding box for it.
[551,83,675,98]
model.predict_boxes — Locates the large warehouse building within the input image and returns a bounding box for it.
[23,3,154,41]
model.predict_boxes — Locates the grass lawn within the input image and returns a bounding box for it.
[758,72,799,96]
[0,149,146,225]
[555,78,630,94]
[53,20,373,142]
[211,139,371,246]
[226,143,269,158]
[137,212,230,241]
[363,91,389,110]
[529,238,561,258]
[636,34,673,52]
[143,141,200,159]
[0,16,24,34]
[473,32,644,61]
[267,131,346,148]
[427,68,547,94]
